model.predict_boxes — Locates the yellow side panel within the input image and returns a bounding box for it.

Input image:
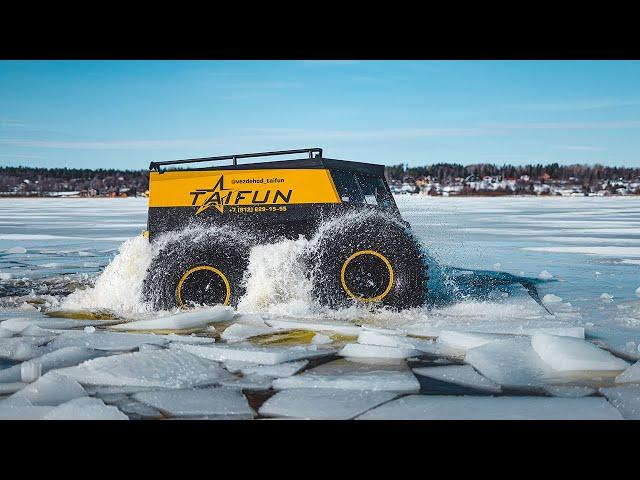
[149,168,340,214]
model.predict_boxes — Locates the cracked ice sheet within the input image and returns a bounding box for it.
[110,305,233,331]
[133,388,254,419]
[47,330,169,352]
[55,349,233,389]
[0,347,107,383]
[413,365,502,394]
[600,385,640,419]
[272,358,420,393]
[171,342,335,365]
[3,372,87,406]
[259,389,397,420]
[220,322,278,343]
[42,397,128,420]
[356,395,623,420]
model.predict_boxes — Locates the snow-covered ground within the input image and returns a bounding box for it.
[0,196,639,419]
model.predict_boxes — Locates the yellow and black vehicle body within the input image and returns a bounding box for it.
[143,148,428,311]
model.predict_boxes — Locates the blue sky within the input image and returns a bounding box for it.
[1,60,640,169]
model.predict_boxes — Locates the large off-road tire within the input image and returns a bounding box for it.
[309,214,428,310]
[142,231,251,310]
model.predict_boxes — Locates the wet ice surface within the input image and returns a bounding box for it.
[1,197,640,419]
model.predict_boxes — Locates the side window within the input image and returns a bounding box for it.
[330,169,364,203]
[356,174,393,208]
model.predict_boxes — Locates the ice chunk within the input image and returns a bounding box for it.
[600,385,640,419]
[43,397,128,420]
[464,338,553,391]
[219,375,273,391]
[538,270,553,280]
[18,325,56,337]
[162,333,216,345]
[0,337,51,361]
[47,330,168,352]
[220,323,276,343]
[84,326,95,334]
[0,316,119,333]
[492,262,501,271]
[0,328,13,338]
[133,387,254,419]
[273,359,420,393]
[263,318,361,336]
[0,406,54,419]
[437,331,501,351]
[21,360,42,382]
[413,365,501,393]
[5,247,27,254]
[543,294,563,304]
[357,395,623,420]
[636,287,640,297]
[0,382,27,395]
[532,334,629,372]
[0,347,106,384]
[544,385,597,397]
[111,306,233,331]
[239,360,308,378]
[171,342,334,365]
[114,400,163,419]
[600,293,614,302]
[56,349,232,388]
[311,333,332,345]
[259,389,397,420]
[5,372,87,406]
[339,343,420,359]
[357,330,463,359]
[616,361,640,384]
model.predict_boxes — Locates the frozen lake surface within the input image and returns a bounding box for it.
[1,196,639,419]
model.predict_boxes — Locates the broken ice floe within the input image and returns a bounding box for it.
[47,330,168,352]
[3,372,87,406]
[237,360,308,378]
[600,385,640,419]
[357,395,623,420]
[55,349,233,388]
[133,387,254,419]
[412,365,502,394]
[272,359,420,392]
[263,317,361,336]
[259,389,397,420]
[0,316,119,333]
[544,385,597,397]
[531,333,629,372]
[0,347,106,384]
[615,360,640,384]
[42,397,128,420]
[111,305,233,331]
[339,343,420,360]
[0,336,54,361]
[220,322,277,343]
[171,342,334,365]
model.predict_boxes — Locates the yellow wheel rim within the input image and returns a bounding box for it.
[340,250,394,302]
[176,265,231,308]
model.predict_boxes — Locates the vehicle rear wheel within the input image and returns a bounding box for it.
[309,214,428,310]
[142,231,251,310]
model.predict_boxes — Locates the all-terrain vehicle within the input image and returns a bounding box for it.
[142,148,428,310]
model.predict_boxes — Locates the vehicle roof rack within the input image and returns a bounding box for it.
[149,148,323,172]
